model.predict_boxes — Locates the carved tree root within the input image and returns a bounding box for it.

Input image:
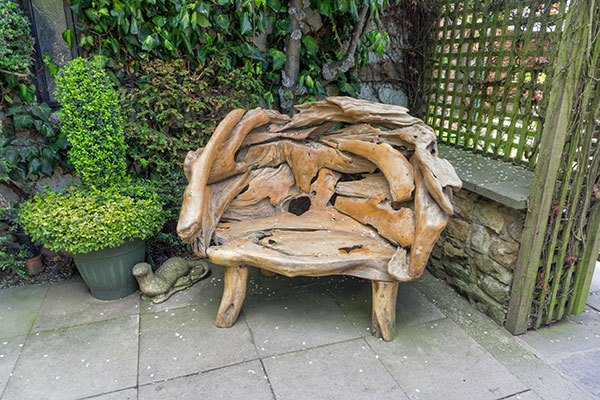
[260,269,277,277]
[216,265,249,328]
[371,281,399,341]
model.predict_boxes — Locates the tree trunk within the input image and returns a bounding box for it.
[280,0,304,114]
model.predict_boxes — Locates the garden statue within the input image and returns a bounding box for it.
[177,97,462,340]
[133,257,210,304]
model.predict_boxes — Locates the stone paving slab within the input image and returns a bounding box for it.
[0,336,25,396]
[584,292,600,312]
[244,282,360,357]
[139,264,225,315]
[32,279,139,333]
[263,338,407,400]
[324,276,445,336]
[519,319,600,361]
[437,144,533,209]
[413,272,594,400]
[3,315,139,400]
[557,350,600,398]
[138,304,257,385]
[86,388,137,400]
[139,360,273,400]
[0,285,47,339]
[367,318,527,400]
[246,269,328,296]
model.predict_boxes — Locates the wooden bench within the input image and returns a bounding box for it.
[177,97,461,341]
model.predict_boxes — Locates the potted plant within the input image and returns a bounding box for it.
[1,208,44,276]
[18,58,165,300]
[0,229,28,280]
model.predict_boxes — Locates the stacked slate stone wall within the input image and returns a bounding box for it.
[428,189,525,324]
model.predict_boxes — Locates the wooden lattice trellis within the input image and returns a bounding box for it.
[425,0,566,168]
[503,0,600,333]
[530,23,600,328]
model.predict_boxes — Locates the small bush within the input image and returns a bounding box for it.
[124,56,263,218]
[55,58,127,188]
[0,0,33,75]
[19,185,165,254]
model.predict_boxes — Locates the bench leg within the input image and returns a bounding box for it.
[260,268,277,277]
[371,281,399,341]
[216,265,249,328]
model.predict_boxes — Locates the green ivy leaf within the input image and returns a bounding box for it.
[141,35,156,51]
[17,84,35,103]
[40,159,54,176]
[14,114,34,129]
[268,48,286,70]
[6,104,27,117]
[152,16,165,27]
[164,38,175,51]
[263,91,274,108]
[62,29,74,47]
[28,158,41,175]
[317,0,332,17]
[213,14,230,31]
[31,103,51,122]
[130,18,139,35]
[8,166,26,182]
[302,35,319,55]
[197,13,210,28]
[54,135,70,150]
[180,11,190,28]
[42,148,59,161]
[2,148,19,164]
[267,0,281,10]
[304,74,314,89]
[38,124,55,137]
[240,12,251,35]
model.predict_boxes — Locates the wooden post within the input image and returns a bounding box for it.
[216,265,249,328]
[505,1,593,335]
[371,281,399,341]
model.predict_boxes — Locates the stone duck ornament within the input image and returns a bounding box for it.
[133,257,210,304]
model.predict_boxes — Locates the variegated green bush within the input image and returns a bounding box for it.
[19,186,164,254]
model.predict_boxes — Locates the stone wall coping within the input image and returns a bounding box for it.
[438,144,534,210]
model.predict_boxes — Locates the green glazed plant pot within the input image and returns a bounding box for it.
[72,239,145,300]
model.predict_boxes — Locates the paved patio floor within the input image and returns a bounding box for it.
[1,264,599,400]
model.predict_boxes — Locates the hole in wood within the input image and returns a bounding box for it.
[338,245,365,254]
[288,196,311,216]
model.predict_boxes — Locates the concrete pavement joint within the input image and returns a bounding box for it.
[494,389,534,400]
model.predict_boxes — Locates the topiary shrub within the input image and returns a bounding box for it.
[19,58,165,255]
[54,58,127,188]
[0,0,33,76]
[19,185,164,254]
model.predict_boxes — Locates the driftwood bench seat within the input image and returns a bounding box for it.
[177,97,461,341]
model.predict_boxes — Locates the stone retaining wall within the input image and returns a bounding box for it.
[428,189,525,324]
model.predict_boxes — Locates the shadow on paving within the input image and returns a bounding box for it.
[0,265,595,400]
